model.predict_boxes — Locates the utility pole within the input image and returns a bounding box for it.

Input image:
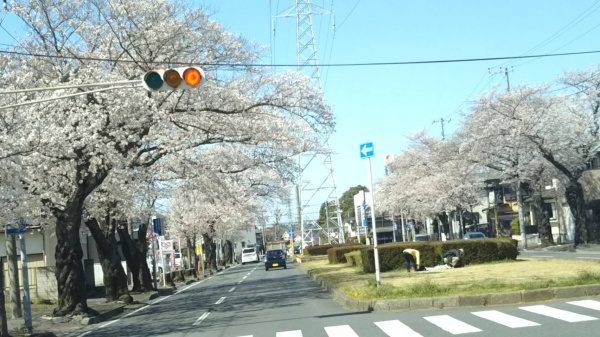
[504,67,511,92]
[432,118,450,140]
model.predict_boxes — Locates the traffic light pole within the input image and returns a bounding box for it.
[0,83,141,111]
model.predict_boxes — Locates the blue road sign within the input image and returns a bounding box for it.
[5,223,26,236]
[359,142,374,159]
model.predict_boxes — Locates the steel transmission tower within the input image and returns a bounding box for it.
[273,1,345,246]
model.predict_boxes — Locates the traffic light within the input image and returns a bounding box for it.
[142,66,205,91]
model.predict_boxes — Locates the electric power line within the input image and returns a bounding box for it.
[0,47,599,68]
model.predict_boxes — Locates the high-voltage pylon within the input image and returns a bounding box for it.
[273,1,345,247]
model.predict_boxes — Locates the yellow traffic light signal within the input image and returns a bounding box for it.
[142,66,205,91]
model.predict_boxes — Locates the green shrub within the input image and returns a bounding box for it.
[327,245,366,263]
[344,251,362,267]
[360,238,518,273]
[304,243,359,256]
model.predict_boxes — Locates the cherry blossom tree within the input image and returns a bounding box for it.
[1,0,332,316]
[462,83,597,245]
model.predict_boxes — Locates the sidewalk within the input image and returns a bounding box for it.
[6,274,209,337]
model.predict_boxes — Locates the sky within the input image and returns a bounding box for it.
[1,1,600,222]
[198,0,600,221]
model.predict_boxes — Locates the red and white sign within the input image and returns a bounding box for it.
[161,240,174,251]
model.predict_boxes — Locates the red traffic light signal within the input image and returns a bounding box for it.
[142,66,205,91]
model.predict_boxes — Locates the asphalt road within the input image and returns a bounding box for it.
[68,260,600,337]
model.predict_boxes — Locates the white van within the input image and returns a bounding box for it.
[241,247,259,264]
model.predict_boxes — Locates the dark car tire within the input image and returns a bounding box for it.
[265,267,269,271]
[284,264,287,269]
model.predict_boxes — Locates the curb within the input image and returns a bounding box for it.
[304,268,600,311]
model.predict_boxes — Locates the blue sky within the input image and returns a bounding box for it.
[2,1,600,221]
[200,0,600,220]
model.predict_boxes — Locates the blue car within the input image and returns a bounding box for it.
[265,249,287,271]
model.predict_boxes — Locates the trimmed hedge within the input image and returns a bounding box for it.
[344,251,363,269]
[360,238,518,273]
[304,243,359,256]
[327,245,366,264]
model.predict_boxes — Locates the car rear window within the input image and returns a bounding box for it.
[267,250,284,258]
[242,248,255,253]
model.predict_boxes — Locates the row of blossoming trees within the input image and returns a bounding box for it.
[377,69,600,247]
[0,0,333,317]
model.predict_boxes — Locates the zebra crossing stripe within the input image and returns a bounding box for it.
[568,300,600,311]
[324,325,360,337]
[374,320,424,337]
[520,305,598,322]
[276,330,303,337]
[472,310,540,328]
[423,315,482,334]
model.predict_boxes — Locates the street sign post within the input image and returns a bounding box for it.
[359,142,381,288]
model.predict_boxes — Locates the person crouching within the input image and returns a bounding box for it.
[402,248,420,272]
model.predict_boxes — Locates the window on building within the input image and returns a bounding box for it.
[542,202,555,219]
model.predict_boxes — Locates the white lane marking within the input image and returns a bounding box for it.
[423,315,482,334]
[324,325,359,337]
[215,296,226,305]
[238,280,244,284]
[243,275,248,279]
[276,330,303,337]
[520,305,598,322]
[193,312,211,326]
[176,276,212,294]
[472,310,540,328]
[576,257,600,260]
[77,331,92,337]
[530,255,553,258]
[124,304,150,318]
[229,286,236,292]
[98,319,120,329]
[150,294,172,305]
[568,300,600,311]
[374,320,423,337]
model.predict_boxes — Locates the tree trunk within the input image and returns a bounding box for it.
[53,207,89,316]
[186,236,197,278]
[516,181,527,249]
[530,192,554,246]
[117,222,153,292]
[565,180,588,246]
[85,219,131,303]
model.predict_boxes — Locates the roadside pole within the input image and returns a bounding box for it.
[151,237,158,290]
[18,233,32,334]
[360,142,381,288]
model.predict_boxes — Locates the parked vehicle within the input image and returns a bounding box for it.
[241,247,259,264]
[463,231,487,239]
[414,234,431,241]
[265,249,287,271]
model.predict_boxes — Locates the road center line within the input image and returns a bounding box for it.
[193,312,211,326]
[243,275,248,279]
[228,286,236,292]
[215,296,226,305]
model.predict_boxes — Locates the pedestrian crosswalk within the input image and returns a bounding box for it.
[233,299,600,336]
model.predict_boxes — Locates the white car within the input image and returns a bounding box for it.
[241,248,259,264]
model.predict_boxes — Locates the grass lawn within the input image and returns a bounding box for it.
[299,257,600,300]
